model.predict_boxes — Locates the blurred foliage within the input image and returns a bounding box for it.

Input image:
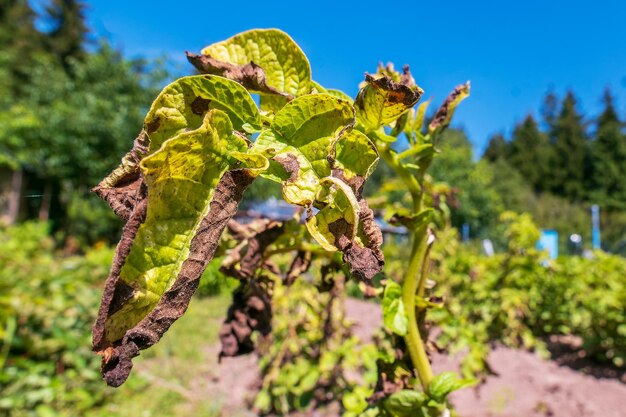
[483,89,626,250]
[429,129,503,238]
[0,0,168,244]
[420,212,626,378]
[0,222,114,416]
[195,256,239,297]
[255,277,367,416]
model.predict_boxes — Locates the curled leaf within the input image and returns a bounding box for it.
[285,250,312,286]
[306,176,359,252]
[220,219,285,280]
[186,52,293,100]
[93,110,257,386]
[389,209,434,231]
[428,82,471,134]
[93,75,262,220]
[92,131,148,221]
[220,279,272,358]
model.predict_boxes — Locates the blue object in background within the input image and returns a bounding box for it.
[538,229,559,259]
[462,223,470,242]
[591,204,601,250]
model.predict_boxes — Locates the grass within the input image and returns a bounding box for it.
[86,294,240,417]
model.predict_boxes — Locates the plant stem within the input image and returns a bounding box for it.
[403,226,434,390]
[379,145,434,392]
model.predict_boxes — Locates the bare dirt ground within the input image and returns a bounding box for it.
[198,298,626,417]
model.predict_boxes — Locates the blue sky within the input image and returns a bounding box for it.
[77,1,626,154]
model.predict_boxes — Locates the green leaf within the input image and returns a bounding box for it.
[428,82,471,134]
[254,389,272,413]
[333,130,379,180]
[428,371,476,403]
[397,144,434,162]
[389,209,434,230]
[383,390,428,417]
[252,93,355,205]
[382,281,408,335]
[412,98,432,135]
[355,67,423,131]
[145,75,263,147]
[200,28,311,98]
[342,386,372,413]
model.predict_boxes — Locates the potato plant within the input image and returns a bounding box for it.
[91,29,471,416]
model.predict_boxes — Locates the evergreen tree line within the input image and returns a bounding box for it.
[0,0,166,245]
[482,90,626,252]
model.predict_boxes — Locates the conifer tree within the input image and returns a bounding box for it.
[44,0,88,69]
[590,89,626,209]
[508,115,552,192]
[0,0,44,94]
[540,90,559,132]
[550,91,589,201]
[483,133,508,162]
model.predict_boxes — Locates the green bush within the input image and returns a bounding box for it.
[423,213,626,377]
[0,222,114,417]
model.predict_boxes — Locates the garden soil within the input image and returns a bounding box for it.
[188,298,626,417]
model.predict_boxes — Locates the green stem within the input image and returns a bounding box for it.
[403,226,434,390]
[379,145,434,392]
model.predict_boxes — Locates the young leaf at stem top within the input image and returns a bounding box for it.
[355,65,423,132]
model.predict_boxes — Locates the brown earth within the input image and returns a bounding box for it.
[189,298,626,417]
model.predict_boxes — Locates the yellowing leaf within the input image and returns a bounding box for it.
[355,66,423,131]
[252,94,355,206]
[93,75,261,219]
[93,109,258,386]
[200,28,311,98]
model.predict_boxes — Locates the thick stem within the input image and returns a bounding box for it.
[402,226,434,391]
[379,145,434,392]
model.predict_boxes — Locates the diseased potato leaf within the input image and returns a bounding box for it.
[93,110,263,386]
[250,94,384,281]
[252,94,355,206]
[428,82,470,134]
[333,130,379,182]
[93,75,261,220]
[200,28,311,98]
[145,75,263,144]
[355,66,423,131]
[305,177,360,252]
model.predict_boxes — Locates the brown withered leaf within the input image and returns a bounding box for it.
[326,169,384,283]
[428,81,471,133]
[187,52,294,100]
[219,279,272,358]
[220,219,285,280]
[284,250,312,286]
[92,131,149,221]
[93,170,254,387]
